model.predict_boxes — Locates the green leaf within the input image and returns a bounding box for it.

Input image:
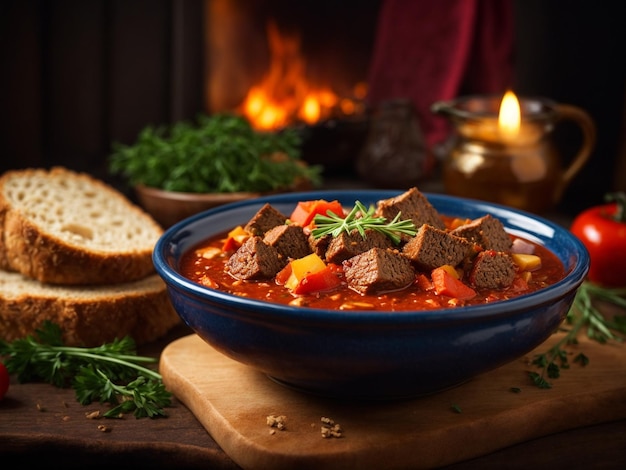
[529,371,552,389]
[528,281,625,390]
[0,321,171,419]
[108,113,323,193]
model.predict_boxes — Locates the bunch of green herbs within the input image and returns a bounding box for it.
[109,113,323,193]
[529,282,626,388]
[0,321,171,419]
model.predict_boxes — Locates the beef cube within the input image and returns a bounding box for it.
[468,250,516,289]
[402,224,474,270]
[263,224,312,260]
[225,236,286,280]
[451,215,512,251]
[375,187,445,231]
[325,229,393,264]
[309,233,331,259]
[343,247,415,295]
[244,203,288,236]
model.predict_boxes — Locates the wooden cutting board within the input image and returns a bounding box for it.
[160,333,626,470]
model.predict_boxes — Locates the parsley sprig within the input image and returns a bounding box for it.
[0,321,171,418]
[311,201,417,244]
[109,113,323,193]
[529,281,626,388]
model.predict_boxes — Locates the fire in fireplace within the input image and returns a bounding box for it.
[237,19,368,130]
[203,0,380,132]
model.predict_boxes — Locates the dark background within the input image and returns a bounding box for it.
[1,0,624,216]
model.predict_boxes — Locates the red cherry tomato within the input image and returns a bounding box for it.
[0,362,9,400]
[570,192,626,287]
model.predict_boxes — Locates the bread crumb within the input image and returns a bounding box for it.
[321,416,343,438]
[97,424,111,433]
[85,410,101,419]
[266,414,287,431]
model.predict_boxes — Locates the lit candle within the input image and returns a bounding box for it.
[461,91,542,146]
[498,90,521,142]
[434,90,596,214]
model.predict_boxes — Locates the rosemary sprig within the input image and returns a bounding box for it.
[311,201,417,244]
[529,281,626,388]
[0,321,171,418]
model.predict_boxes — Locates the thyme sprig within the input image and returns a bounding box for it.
[0,321,171,418]
[311,201,417,244]
[529,281,626,388]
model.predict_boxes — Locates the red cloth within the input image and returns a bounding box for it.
[366,0,514,148]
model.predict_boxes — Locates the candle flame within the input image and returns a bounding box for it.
[498,90,521,139]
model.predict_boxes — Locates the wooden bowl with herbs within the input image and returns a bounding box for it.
[109,114,323,227]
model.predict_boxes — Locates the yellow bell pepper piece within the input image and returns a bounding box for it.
[439,264,460,279]
[290,253,326,279]
[284,253,326,290]
[227,225,249,243]
[511,253,542,271]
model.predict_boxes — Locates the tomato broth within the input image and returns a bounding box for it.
[179,215,566,312]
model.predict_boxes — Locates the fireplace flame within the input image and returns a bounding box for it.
[239,21,362,130]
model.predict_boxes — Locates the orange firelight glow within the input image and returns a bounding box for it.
[239,21,364,131]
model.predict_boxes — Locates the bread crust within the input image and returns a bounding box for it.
[2,210,157,285]
[0,167,163,285]
[0,271,180,347]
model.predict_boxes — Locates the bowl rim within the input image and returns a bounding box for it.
[153,189,589,325]
[135,183,263,201]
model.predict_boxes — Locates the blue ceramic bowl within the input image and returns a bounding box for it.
[153,190,589,399]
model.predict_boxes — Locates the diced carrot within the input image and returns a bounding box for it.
[288,201,313,226]
[415,273,433,291]
[293,265,343,295]
[439,264,460,279]
[289,199,344,227]
[275,263,292,285]
[431,267,477,300]
[221,225,249,251]
[222,237,239,252]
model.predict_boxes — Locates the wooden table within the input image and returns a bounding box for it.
[2,181,625,468]
[2,320,626,470]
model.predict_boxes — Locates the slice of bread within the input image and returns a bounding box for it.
[0,269,180,347]
[0,167,163,285]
